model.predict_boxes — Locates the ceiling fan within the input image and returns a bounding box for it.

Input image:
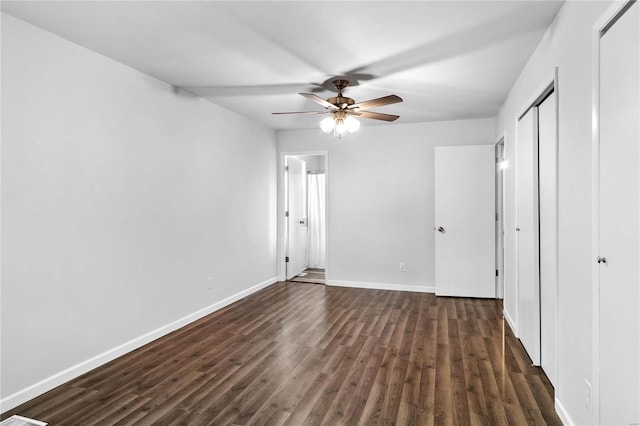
[273,79,403,136]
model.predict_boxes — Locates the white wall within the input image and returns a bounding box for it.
[1,13,277,409]
[496,2,611,424]
[278,118,495,291]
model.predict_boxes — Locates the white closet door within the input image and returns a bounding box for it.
[517,108,540,366]
[598,2,639,423]
[538,94,557,386]
[435,145,495,298]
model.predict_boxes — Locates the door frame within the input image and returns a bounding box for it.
[278,151,329,282]
[591,1,639,421]
[513,69,559,369]
[495,136,506,299]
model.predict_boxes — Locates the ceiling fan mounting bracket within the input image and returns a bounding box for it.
[332,79,350,93]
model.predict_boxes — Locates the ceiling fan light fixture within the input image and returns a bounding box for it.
[275,79,401,137]
[319,116,335,133]
[335,118,348,136]
[345,116,360,133]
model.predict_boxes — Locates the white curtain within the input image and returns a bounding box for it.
[306,173,326,269]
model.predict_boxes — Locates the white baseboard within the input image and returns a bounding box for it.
[504,308,518,337]
[0,276,279,414]
[554,396,573,425]
[326,280,434,293]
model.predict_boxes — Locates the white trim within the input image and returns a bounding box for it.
[327,280,434,294]
[0,12,3,420]
[551,66,561,396]
[515,71,557,121]
[513,112,521,337]
[495,133,506,300]
[0,415,48,426]
[591,2,636,423]
[555,396,574,426]
[504,307,518,337]
[0,276,279,413]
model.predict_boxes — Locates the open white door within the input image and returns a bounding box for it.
[286,157,308,280]
[596,2,639,423]
[435,145,495,298]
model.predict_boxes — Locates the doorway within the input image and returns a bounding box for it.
[515,77,558,387]
[281,153,327,284]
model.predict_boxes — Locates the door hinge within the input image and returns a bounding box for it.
[285,211,289,217]
[285,256,289,263]
[284,165,289,172]
[496,269,499,277]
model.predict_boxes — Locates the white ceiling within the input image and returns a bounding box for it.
[1,1,564,131]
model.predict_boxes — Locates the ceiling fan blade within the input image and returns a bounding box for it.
[272,111,329,115]
[351,110,400,122]
[349,94,403,111]
[300,93,339,110]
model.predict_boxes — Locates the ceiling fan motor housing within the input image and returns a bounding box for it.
[327,96,355,109]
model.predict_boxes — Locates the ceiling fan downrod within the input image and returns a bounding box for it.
[328,79,354,110]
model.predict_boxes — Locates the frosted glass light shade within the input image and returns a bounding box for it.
[319,116,335,133]
[335,119,347,135]
[345,116,360,133]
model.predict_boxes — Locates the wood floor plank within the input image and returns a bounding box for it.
[245,345,332,425]
[207,344,312,425]
[303,335,370,425]
[2,282,563,425]
[319,335,379,426]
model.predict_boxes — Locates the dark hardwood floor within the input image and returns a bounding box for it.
[2,282,561,425]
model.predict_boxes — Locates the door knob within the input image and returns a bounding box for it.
[597,256,607,264]
[437,226,445,233]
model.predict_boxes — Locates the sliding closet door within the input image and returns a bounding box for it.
[538,93,557,386]
[516,108,540,366]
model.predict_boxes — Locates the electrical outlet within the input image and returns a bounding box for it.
[584,379,592,412]
[399,262,406,272]
[207,277,213,290]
